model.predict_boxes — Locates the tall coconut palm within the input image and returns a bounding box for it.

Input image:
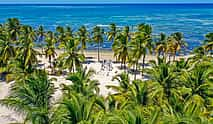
[56,26,67,51]
[203,32,213,54]
[5,18,20,41]
[16,25,40,71]
[0,31,15,66]
[128,24,152,78]
[128,27,144,79]
[112,26,131,69]
[0,70,55,124]
[107,23,118,61]
[155,33,176,62]
[76,25,90,54]
[203,32,213,44]
[107,23,117,42]
[57,37,84,73]
[92,26,104,62]
[58,26,74,51]
[170,32,187,61]
[140,24,153,74]
[56,26,65,44]
[37,25,45,53]
[44,31,57,73]
[37,25,45,42]
[155,33,168,58]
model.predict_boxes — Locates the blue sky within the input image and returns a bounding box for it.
[0,0,212,3]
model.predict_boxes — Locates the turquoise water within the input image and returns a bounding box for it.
[0,4,213,50]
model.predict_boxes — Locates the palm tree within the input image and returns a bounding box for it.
[170,32,187,61]
[180,62,213,108]
[92,26,104,62]
[203,32,213,44]
[129,80,150,106]
[44,31,57,73]
[37,25,45,53]
[139,24,153,74]
[5,18,20,41]
[0,31,15,66]
[56,26,65,44]
[107,72,131,95]
[128,24,152,78]
[0,70,55,124]
[57,37,84,73]
[203,32,213,54]
[107,23,117,43]
[112,26,131,69]
[155,33,168,59]
[56,26,73,52]
[106,72,133,109]
[107,23,119,61]
[76,25,90,54]
[145,57,180,105]
[63,67,100,97]
[16,25,40,71]
[53,93,105,124]
[155,33,176,62]
[57,94,95,124]
[37,25,45,42]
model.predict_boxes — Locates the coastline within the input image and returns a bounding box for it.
[39,48,191,62]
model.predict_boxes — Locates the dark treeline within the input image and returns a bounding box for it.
[0,18,212,124]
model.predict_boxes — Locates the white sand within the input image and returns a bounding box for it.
[0,50,190,123]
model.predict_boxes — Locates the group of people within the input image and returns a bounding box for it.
[101,60,113,71]
[98,60,113,76]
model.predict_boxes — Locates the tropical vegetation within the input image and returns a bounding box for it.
[0,18,212,124]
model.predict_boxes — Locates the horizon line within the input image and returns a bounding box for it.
[0,2,213,5]
[0,2,213,4]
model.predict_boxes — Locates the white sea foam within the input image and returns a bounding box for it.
[97,24,123,28]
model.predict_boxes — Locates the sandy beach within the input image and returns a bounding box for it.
[0,50,191,124]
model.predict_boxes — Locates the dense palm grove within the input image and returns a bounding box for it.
[0,18,212,124]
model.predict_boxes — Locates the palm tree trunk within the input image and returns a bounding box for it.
[124,60,128,73]
[49,56,52,73]
[81,48,84,55]
[124,60,126,71]
[142,54,146,76]
[168,54,171,63]
[134,61,138,80]
[120,61,122,69]
[98,41,100,62]
[173,51,176,61]
[73,65,75,73]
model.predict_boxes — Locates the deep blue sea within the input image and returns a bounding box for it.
[0,4,213,50]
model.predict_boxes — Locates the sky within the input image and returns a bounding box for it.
[0,0,212,4]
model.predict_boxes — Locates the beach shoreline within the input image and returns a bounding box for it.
[0,48,193,124]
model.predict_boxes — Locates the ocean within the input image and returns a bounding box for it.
[0,4,213,50]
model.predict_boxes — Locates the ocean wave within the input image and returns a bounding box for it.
[96,24,110,27]
[111,16,143,18]
[96,24,123,28]
[179,18,213,25]
[201,21,213,25]
[35,5,108,9]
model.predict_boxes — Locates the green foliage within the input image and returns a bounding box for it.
[57,37,85,73]
[0,18,212,124]
[64,67,100,97]
[92,26,104,62]
[0,70,55,124]
[112,26,130,68]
